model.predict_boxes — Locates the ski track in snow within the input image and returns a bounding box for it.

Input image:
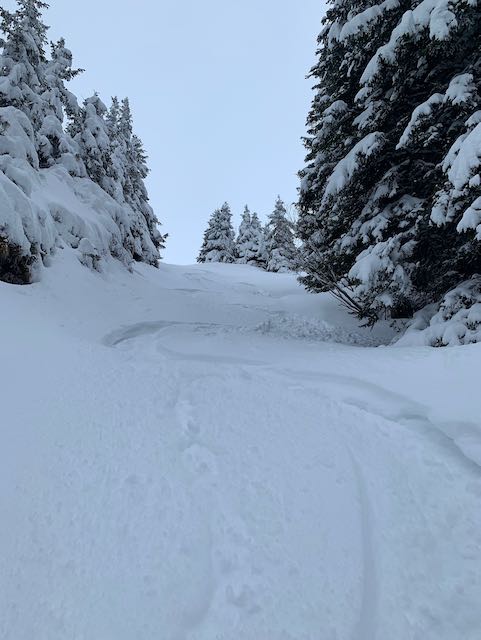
[347,450,378,640]
[268,368,481,471]
[2,256,481,639]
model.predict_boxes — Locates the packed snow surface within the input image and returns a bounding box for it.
[2,253,481,639]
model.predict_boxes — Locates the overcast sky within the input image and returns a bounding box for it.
[5,0,323,263]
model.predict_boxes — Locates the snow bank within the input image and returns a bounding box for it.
[252,313,382,346]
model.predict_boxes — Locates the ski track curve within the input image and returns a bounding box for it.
[101,313,481,640]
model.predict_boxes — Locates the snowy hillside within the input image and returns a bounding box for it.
[2,251,481,639]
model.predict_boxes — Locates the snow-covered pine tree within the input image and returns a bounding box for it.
[126,131,165,256]
[0,2,85,174]
[106,96,120,136]
[0,0,52,281]
[103,96,126,202]
[250,212,267,267]
[107,97,165,257]
[235,206,266,266]
[236,206,252,261]
[118,98,143,206]
[265,197,298,272]
[251,213,267,256]
[198,202,235,263]
[69,94,114,193]
[0,0,48,129]
[0,1,165,283]
[299,0,481,328]
[39,38,83,172]
[69,94,162,265]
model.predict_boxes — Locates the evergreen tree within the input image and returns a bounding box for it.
[118,98,138,204]
[0,0,49,165]
[106,96,164,255]
[236,205,252,257]
[0,0,165,282]
[39,38,83,171]
[46,38,81,119]
[299,0,481,324]
[106,96,120,136]
[103,96,127,201]
[127,132,165,255]
[0,0,48,118]
[251,211,267,267]
[70,94,114,192]
[235,206,266,266]
[0,0,50,282]
[265,197,298,272]
[198,203,235,263]
[0,3,86,172]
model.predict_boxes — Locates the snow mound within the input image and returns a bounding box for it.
[252,313,382,346]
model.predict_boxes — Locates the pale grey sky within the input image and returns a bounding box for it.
[5,0,323,263]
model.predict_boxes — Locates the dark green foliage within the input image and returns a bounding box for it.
[298,0,481,325]
[0,237,35,284]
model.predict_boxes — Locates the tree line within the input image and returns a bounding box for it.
[198,197,299,273]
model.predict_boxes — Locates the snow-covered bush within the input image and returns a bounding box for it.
[78,237,101,271]
[402,278,481,347]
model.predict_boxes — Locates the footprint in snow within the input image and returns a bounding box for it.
[175,398,201,446]
[226,581,262,614]
[182,443,218,479]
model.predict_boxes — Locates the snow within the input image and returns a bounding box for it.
[430,110,481,229]
[396,75,475,150]
[359,0,463,91]
[444,73,476,106]
[322,132,384,202]
[445,122,481,191]
[0,130,158,278]
[396,93,444,149]
[337,0,400,42]
[2,253,481,639]
[457,195,481,237]
[400,276,481,347]
[431,110,481,232]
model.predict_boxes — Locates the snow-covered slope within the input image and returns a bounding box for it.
[1,252,481,639]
